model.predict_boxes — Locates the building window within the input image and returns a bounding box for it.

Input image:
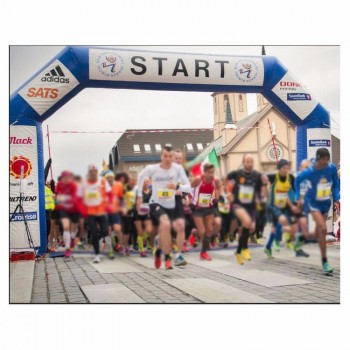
[133,144,140,153]
[224,94,228,112]
[214,97,217,115]
[186,143,193,151]
[155,144,162,152]
[197,143,203,150]
[165,143,172,147]
[267,144,284,161]
[144,144,151,152]
[239,94,243,112]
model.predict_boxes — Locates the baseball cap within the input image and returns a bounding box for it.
[88,164,98,171]
[277,159,290,170]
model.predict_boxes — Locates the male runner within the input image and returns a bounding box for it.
[78,165,113,263]
[136,146,191,270]
[295,148,340,274]
[226,154,268,265]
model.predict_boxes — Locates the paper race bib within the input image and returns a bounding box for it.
[157,188,174,202]
[138,203,150,215]
[198,193,212,208]
[238,185,254,204]
[56,194,72,208]
[218,202,230,214]
[84,189,102,206]
[316,182,331,201]
[274,191,288,208]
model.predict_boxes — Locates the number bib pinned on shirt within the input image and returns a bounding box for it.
[198,193,212,208]
[238,185,254,204]
[157,188,174,203]
[316,182,331,201]
[218,202,230,214]
[274,191,288,208]
[84,188,102,206]
[138,203,150,215]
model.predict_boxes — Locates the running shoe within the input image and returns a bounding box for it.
[165,260,173,270]
[49,245,56,253]
[154,249,161,269]
[322,262,333,275]
[125,247,130,256]
[242,249,251,261]
[200,252,212,261]
[235,253,244,265]
[188,230,197,247]
[174,255,187,267]
[64,249,71,259]
[326,234,337,243]
[70,238,75,249]
[119,247,125,256]
[152,246,157,256]
[108,250,115,259]
[264,247,274,259]
[172,244,178,253]
[273,240,280,252]
[295,249,310,257]
[140,250,147,258]
[93,255,100,263]
[182,242,189,253]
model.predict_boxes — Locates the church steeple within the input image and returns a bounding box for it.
[225,95,233,124]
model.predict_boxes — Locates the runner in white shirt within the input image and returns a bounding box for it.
[136,146,191,270]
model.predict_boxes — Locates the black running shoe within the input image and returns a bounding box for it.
[296,249,310,257]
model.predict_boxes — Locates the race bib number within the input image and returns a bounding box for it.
[316,183,331,201]
[157,188,174,202]
[84,189,102,206]
[238,185,254,204]
[274,191,288,208]
[218,202,230,214]
[56,194,72,208]
[138,203,150,215]
[198,193,212,208]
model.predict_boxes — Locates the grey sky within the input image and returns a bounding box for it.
[10,45,340,178]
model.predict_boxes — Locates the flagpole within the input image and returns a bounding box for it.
[46,125,54,180]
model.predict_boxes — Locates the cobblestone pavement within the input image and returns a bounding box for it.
[30,241,340,304]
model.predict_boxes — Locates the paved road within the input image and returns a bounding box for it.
[29,241,340,304]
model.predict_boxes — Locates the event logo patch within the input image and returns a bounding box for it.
[10,155,32,179]
[10,211,38,221]
[234,60,259,83]
[41,65,70,84]
[95,51,124,78]
[287,93,311,101]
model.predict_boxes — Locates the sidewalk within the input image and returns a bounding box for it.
[23,241,340,304]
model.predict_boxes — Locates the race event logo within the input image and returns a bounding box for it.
[234,60,259,83]
[309,139,331,147]
[10,136,33,145]
[287,93,311,101]
[279,81,302,91]
[10,155,32,179]
[10,211,38,222]
[95,51,124,78]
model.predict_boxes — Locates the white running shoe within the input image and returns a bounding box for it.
[93,255,101,263]
[326,234,336,243]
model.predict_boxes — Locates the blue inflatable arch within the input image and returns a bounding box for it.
[10,46,331,254]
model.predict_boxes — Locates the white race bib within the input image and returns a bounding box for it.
[198,193,212,208]
[316,182,331,201]
[218,202,230,214]
[238,185,254,204]
[274,191,288,208]
[84,188,102,206]
[138,203,150,215]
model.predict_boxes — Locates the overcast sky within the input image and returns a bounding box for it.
[10,45,340,178]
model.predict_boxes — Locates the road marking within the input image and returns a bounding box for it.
[88,258,142,273]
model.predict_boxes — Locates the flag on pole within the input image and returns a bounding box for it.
[191,149,220,177]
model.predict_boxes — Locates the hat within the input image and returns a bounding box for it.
[104,170,115,178]
[88,164,98,171]
[60,170,73,178]
[277,159,290,170]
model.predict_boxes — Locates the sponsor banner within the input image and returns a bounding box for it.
[10,126,40,249]
[18,60,80,116]
[272,71,318,120]
[306,128,332,161]
[89,49,264,86]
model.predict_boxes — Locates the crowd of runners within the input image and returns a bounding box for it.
[45,146,340,275]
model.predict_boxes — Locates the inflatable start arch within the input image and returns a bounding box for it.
[10,46,331,254]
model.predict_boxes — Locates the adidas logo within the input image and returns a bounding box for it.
[41,65,70,84]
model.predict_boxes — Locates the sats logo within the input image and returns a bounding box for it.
[10,155,32,179]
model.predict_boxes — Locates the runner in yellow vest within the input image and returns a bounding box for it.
[45,182,56,252]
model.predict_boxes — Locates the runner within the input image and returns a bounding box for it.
[295,148,340,274]
[55,171,80,259]
[73,174,86,248]
[78,164,113,263]
[191,163,222,261]
[226,154,268,265]
[136,146,191,270]
[264,159,300,259]
[104,170,124,259]
[45,180,56,252]
[172,149,190,266]
[133,176,153,257]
